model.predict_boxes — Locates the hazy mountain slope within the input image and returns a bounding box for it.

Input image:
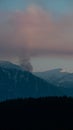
[0,61,63,101]
[34,68,73,87]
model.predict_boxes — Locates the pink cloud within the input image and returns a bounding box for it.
[0,5,73,58]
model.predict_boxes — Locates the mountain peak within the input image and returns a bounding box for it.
[0,61,21,70]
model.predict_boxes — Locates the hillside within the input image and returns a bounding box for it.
[0,61,63,101]
[34,68,73,87]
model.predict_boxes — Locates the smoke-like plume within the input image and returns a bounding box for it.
[19,53,33,72]
[19,58,33,72]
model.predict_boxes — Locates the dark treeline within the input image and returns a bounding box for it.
[0,96,73,129]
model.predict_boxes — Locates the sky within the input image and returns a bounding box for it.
[0,0,73,72]
[0,0,73,12]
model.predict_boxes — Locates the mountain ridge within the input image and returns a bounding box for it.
[0,61,63,101]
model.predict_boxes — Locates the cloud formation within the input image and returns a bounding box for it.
[0,4,73,62]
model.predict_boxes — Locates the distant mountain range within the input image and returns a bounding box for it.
[0,61,73,101]
[34,68,73,87]
[34,68,73,96]
[0,61,63,101]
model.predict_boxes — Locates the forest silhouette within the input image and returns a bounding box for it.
[0,96,73,129]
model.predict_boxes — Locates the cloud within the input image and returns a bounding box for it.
[0,4,73,62]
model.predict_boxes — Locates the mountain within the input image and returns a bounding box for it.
[34,68,73,96]
[0,61,63,101]
[0,61,22,70]
[34,68,73,87]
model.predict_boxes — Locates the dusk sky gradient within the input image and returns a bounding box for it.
[0,0,73,72]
